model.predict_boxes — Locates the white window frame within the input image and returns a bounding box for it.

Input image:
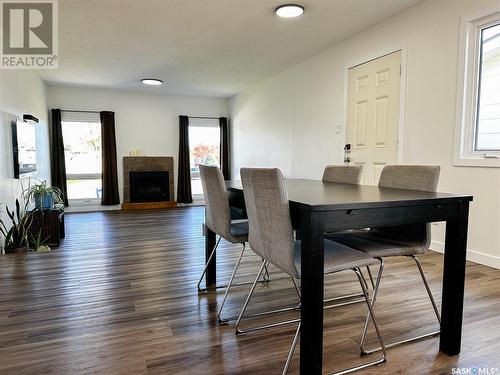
[454,10,500,167]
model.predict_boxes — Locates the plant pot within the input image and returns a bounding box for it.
[4,246,28,254]
[34,193,54,210]
[36,245,51,253]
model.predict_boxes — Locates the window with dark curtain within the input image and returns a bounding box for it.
[50,109,69,207]
[100,111,120,205]
[177,115,193,203]
[219,117,230,180]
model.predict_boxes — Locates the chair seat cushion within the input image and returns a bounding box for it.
[325,231,426,258]
[228,221,249,243]
[293,239,378,277]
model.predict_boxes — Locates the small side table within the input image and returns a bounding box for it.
[29,207,65,248]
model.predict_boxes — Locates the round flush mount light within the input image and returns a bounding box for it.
[275,4,304,18]
[141,78,163,86]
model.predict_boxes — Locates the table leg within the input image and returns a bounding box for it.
[205,226,217,290]
[440,200,470,355]
[300,212,325,374]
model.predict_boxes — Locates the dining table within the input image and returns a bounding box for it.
[203,179,473,374]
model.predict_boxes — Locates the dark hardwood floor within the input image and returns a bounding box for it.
[0,207,499,374]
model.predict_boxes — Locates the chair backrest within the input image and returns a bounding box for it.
[378,165,440,192]
[376,165,441,246]
[322,165,362,184]
[240,168,298,278]
[199,165,231,238]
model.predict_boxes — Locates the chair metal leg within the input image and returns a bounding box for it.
[366,265,375,290]
[263,260,271,283]
[217,243,246,324]
[281,269,386,375]
[197,237,221,292]
[235,272,367,335]
[328,268,386,375]
[410,255,441,323]
[360,255,441,355]
[235,266,301,335]
[235,260,267,334]
[291,277,301,299]
[282,322,301,375]
[359,258,384,352]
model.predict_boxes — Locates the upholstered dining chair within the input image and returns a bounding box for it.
[322,164,362,184]
[327,165,441,354]
[239,167,387,375]
[322,164,377,288]
[198,165,269,324]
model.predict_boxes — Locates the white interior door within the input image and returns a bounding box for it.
[346,51,401,185]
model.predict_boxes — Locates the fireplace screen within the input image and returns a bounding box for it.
[129,171,170,203]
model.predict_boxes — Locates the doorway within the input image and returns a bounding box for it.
[345,50,402,185]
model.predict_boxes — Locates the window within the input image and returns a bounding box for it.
[189,119,220,198]
[61,112,102,203]
[455,11,500,166]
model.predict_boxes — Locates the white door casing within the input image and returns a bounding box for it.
[346,50,402,185]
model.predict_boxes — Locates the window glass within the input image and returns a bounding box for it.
[61,121,102,201]
[189,122,220,197]
[476,23,500,151]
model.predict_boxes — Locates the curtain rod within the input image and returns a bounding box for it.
[61,109,100,114]
[189,116,221,120]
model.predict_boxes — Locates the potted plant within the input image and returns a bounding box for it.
[2,199,32,253]
[30,228,50,253]
[24,180,64,210]
[0,203,7,254]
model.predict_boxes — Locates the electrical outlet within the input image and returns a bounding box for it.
[335,126,342,134]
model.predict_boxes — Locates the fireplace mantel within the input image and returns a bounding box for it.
[122,156,176,210]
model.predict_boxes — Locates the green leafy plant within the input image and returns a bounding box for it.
[30,228,50,252]
[23,180,64,210]
[3,199,32,251]
[0,203,8,239]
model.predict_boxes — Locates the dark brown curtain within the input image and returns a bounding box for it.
[219,117,230,180]
[177,115,192,203]
[100,111,120,205]
[50,109,69,207]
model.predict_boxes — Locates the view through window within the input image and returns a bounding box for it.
[189,119,220,197]
[61,121,102,202]
[476,22,500,151]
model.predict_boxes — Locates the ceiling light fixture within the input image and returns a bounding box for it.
[141,78,163,86]
[275,4,304,18]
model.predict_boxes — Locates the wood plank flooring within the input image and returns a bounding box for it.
[0,207,499,374]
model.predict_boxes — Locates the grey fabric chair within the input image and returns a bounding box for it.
[322,165,362,184]
[239,167,387,375]
[327,165,441,354]
[197,165,268,324]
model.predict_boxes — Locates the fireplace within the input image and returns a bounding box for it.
[129,171,170,203]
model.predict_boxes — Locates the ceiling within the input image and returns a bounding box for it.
[40,0,423,98]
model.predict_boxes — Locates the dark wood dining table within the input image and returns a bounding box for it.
[203,179,473,374]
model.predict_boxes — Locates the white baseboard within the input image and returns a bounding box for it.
[430,240,500,270]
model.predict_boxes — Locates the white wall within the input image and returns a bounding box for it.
[0,70,50,237]
[47,86,229,202]
[230,0,500,268]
